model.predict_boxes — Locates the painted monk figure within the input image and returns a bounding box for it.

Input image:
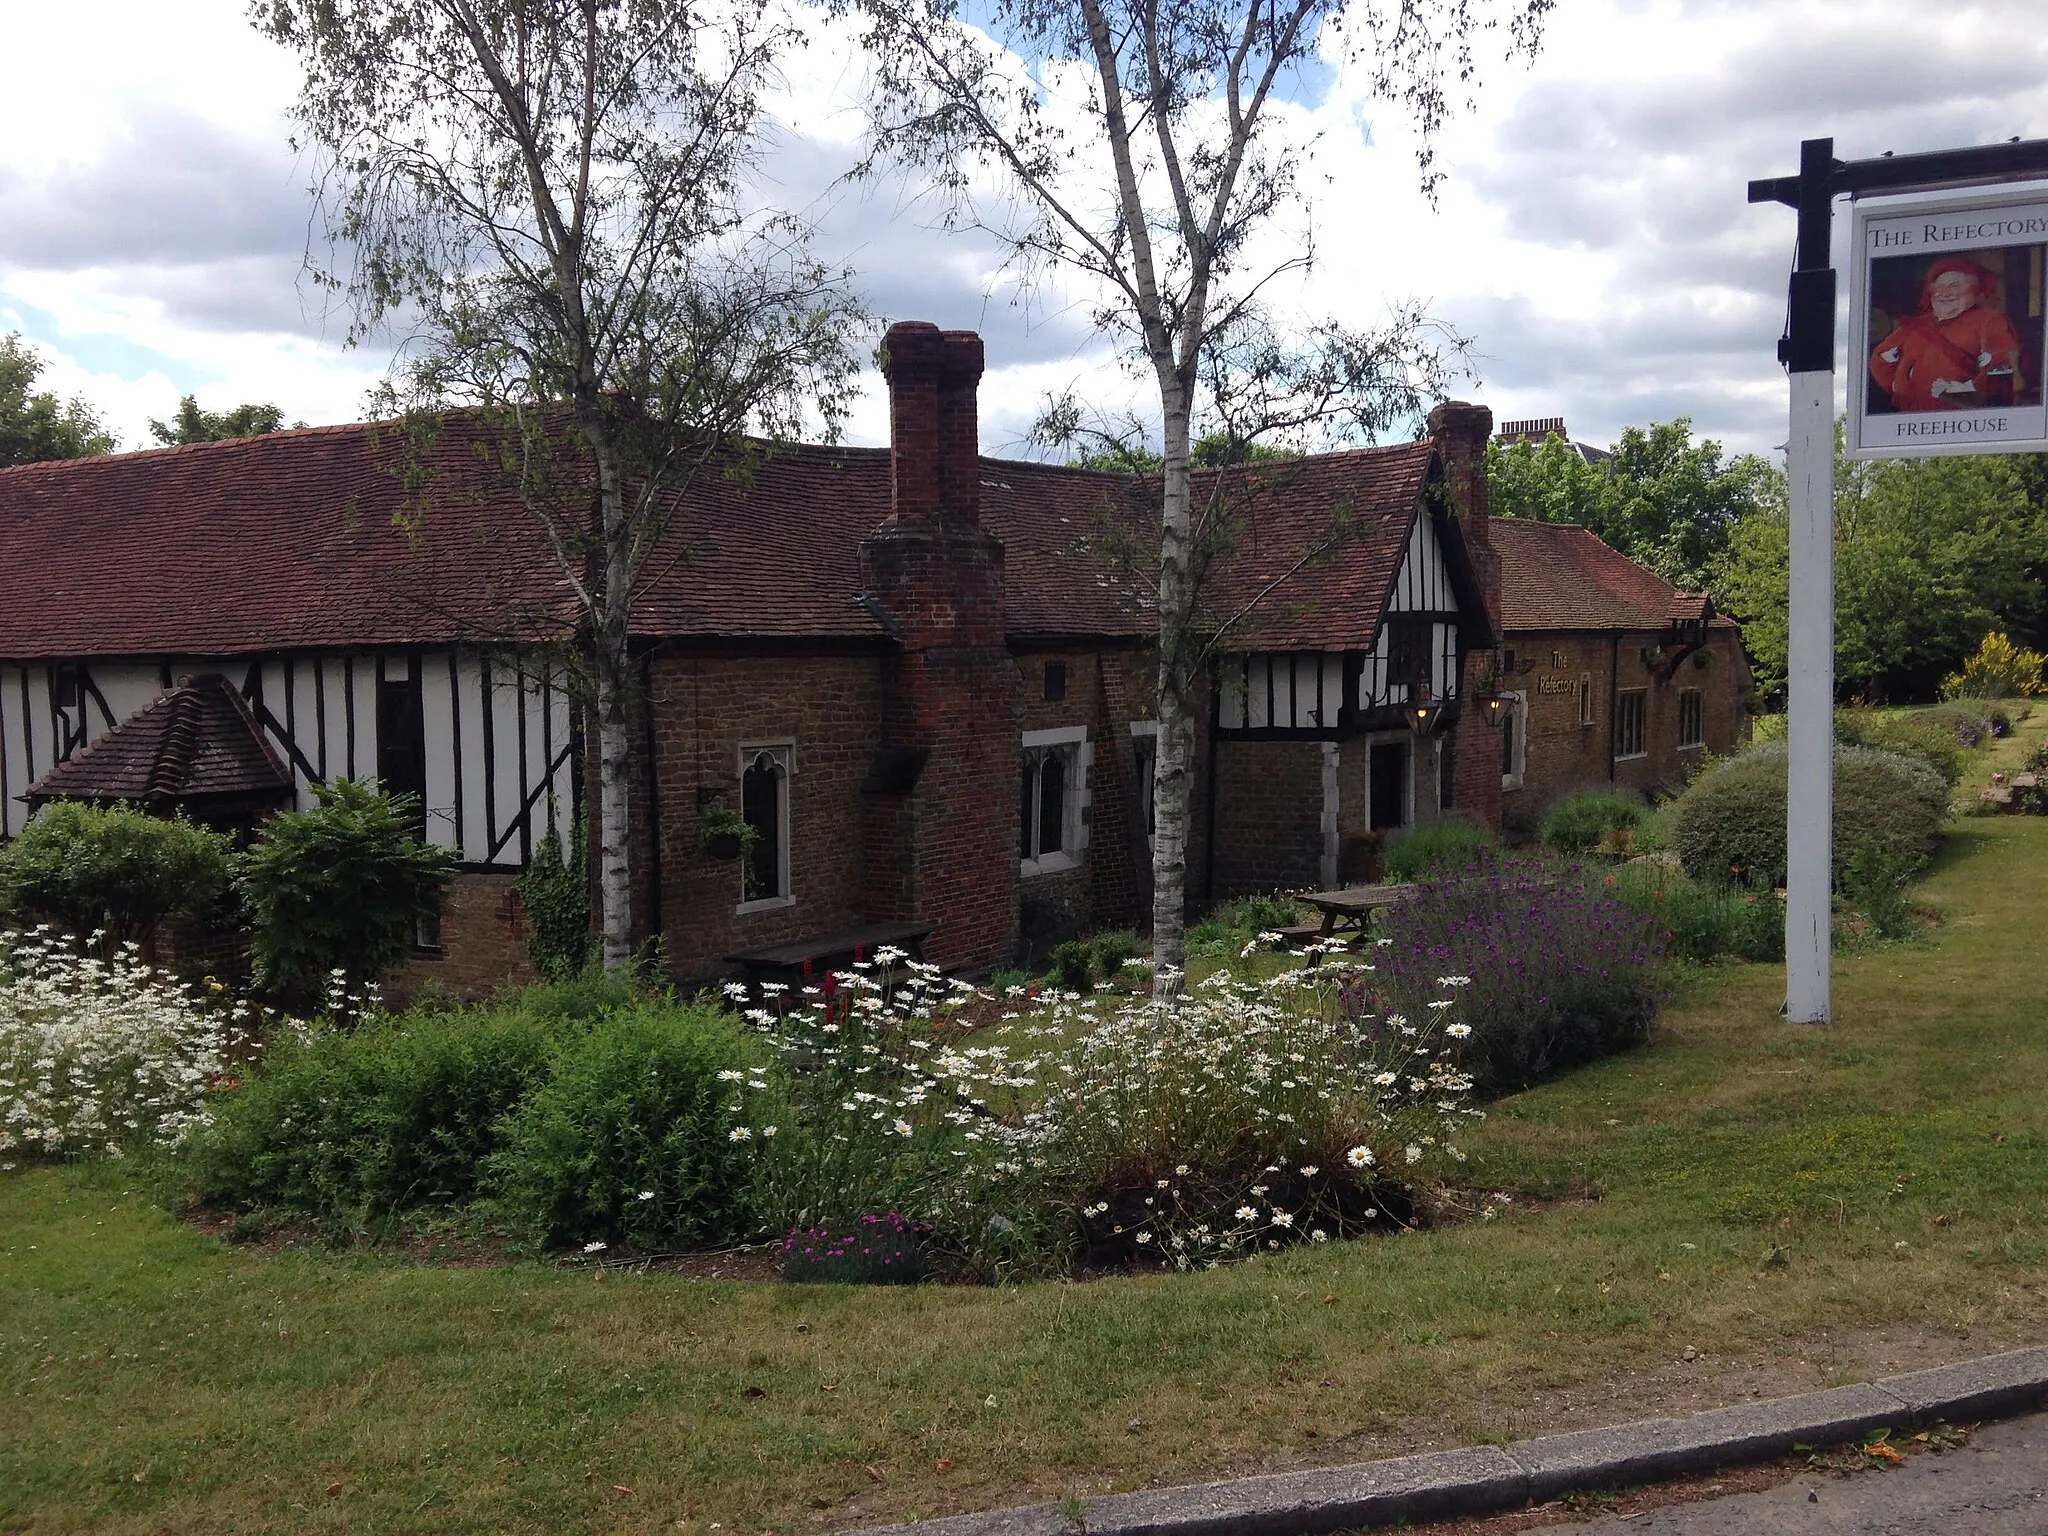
[1869,256,2023,411]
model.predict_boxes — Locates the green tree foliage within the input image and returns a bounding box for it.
[146,396,292,445]
[1714,439,2048,699]
[238,779,457,999]
[258,0,864,973]
[1488,419,1781,591]
[0,802,233,946]
[0,334,116,466]
[1066,431,1300,474]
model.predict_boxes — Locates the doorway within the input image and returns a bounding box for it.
[1368,739,1410,831]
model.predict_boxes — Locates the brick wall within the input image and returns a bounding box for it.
[395,870,534,1001]
[1211,738,1325,897]
[1012,646,1156,959]
[860,322,1021,974]
[642,651,884,979]
[1501,626,1753,827]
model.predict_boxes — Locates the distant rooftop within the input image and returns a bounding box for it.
[1496,417,1611,465]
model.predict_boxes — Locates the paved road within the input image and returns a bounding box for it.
[1539,1412,2048,1534]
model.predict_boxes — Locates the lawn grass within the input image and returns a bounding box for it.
[7,818,2048,1534]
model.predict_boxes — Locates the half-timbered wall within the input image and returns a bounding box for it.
[1214,512,1464,736]
[0,652,576,865]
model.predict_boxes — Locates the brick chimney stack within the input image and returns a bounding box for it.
[880,322,985,532]
[861,321,1018,971]
[1428,399,1504,832]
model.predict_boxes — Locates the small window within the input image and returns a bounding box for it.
[1500,691,1528,791]
[52,665,83,712]
[1021,747,1068,858]
[1678,688,1704,749]
[1577,672,1596,726]
[1387,619,1428,692]
[413,903,445,953]
[1615,689,1647,761]
[1044,661,1067,702]
[1130,724,1158,850]
[377,669,427,836]
[1020,727,1087,874]
[739,745,792,907]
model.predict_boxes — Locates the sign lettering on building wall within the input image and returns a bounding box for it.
[1850,187,2048,458]
[1536,675,1577,695]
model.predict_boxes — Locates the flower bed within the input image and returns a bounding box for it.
[0,927,245,1157]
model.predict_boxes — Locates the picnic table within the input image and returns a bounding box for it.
[726,919,933,991]
[1299,882,1416,940]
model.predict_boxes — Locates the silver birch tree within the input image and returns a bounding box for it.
[846,0,1546,982]
[258,0,864,970]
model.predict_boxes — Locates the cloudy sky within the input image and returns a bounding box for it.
[3,0,2046,460]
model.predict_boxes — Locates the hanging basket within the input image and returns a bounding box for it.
[704,830,744,862]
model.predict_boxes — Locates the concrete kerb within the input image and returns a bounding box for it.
[841,1345,2048,1536]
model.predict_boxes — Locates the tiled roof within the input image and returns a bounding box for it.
[1492,519,1725,633]
[1191,444,1439,651]
[26,673,292,805]
[0,419,571,658]
[0,418,1439,656]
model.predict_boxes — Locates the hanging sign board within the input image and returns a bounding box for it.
[1849,184,2048,458]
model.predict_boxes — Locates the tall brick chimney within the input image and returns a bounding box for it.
[859,322,1019,970]
[1428,400,1504,831]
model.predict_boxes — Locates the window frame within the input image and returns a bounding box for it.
[1677,687,1705,750]
[1500,689,1529,791]
[1129,721,1159,853]
[1577,671,1596,727]
[734,740,796,914]
[1614,688,1648,762]
[1020,724,1090,877]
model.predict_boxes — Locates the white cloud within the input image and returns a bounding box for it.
[5,0,2048,457]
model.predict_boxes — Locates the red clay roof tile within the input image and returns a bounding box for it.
[0,418,1438,656]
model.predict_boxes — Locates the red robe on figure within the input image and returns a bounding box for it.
[1869,256,2025,412]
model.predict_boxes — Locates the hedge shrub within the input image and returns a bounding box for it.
[1539,791,1647,856]
[1669,742,1946,889]
[0,802,233,945]
[189,1002,571,1216]
[1383,818,1495,881]
[1834,711,1962,789]
[484,1004,769,1251]
[187,973,642,1217]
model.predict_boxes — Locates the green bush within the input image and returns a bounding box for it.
[1539,792,1646,857]
[1608,863,1783,963]
[188,1000,572,1216]
[238,779,457,1000]
[0,802,233,945]
[1383,818,1494,880]
[483,1004,768,1251]
[1669,742,1946,889]
[1906,702,1999,749]
[1839,841,1918,941]
[1046,931,1147,990]
[1215,892,1306,931]
[1837,711,1962,788]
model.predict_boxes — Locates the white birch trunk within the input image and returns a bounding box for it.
[1151,379,1196,990]
[587,426,637,973]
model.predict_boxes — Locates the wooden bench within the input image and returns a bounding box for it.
[726,920,934,992]
[1302,883,1417,939]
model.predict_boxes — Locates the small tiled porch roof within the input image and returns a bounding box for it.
[25,673,292,808]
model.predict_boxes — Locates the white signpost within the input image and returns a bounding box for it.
[1750,138,2048,1025]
